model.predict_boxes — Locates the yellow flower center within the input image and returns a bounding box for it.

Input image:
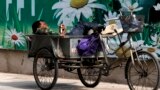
[129,6,134,11]
[70,0,89,9]
[147,48,156,52]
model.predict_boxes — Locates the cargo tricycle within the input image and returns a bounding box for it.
[26,15,160,90]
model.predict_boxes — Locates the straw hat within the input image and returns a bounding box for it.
[101,19,123,36]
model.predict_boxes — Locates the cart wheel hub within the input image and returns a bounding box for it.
[140,71,148,77]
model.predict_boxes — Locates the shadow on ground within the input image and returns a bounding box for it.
[0,81,88,90]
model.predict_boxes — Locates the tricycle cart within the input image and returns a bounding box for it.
[26,15,160,90]
[27,34,104,90]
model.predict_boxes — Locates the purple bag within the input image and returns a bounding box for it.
[76,34,100,56]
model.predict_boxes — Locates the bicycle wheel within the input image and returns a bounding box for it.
[125,51,160,90]
[33,48,58,90]
[77,58,102,87]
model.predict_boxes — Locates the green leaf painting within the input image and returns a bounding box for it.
[0,0,160,52]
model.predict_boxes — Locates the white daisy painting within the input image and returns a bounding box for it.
[119,0,143,13]
[5,29,25,48]
[103,11,120,24]
[52,0,107,26]
[153,3,160,11]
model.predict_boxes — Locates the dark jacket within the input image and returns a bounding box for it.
[69,22,104,35]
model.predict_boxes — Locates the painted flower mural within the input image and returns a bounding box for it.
[151,34,158,45]
[104,11,120,25]
[103,11,119,24]
[119,0,143,13]
[153,3,160,11]
[5,29,25,48]
[142,45,160,59]
[52,0,107,26]
[0,0,159,52]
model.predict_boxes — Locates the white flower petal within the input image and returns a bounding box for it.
[54,9,62,17]
[81,7,93,18]
[153,3,160,11]
[121,3,128,10]
[18,40,25,46]
[76,10,82,21]
[57,8,76,24]
[113,12,117,17]
[62,0,70,2]
[126,1,131,7]
[6,30,12,36]
[63,17,73,26]
[105,11,118,20]
[52,2,69,10]
[108,11,112,18]
[134,7,143,12]
[55,10,63,18]
[10,29,15,34]
[89,0,97,3]
[15,41,20,46]
[151,34,157,42]
[133,2,138,8]
[104,14,109,21]
[154,6,159,11]
[156,49,160,54]
[87,3,107,11]
[158,3,160,8]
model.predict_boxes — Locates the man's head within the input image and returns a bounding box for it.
[32,20,48,34]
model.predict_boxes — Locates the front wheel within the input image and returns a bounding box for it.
[77,58,102,87]
[125,51,160,90]
[33,48,58,90]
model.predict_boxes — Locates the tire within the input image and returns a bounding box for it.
[33,48,58,90]
[125,51,160,90]
[77,58,102,87]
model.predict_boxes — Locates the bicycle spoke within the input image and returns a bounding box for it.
[126,51,160,90]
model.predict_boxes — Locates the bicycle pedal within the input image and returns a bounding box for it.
[102,70,110,76]
[102,67,110,76]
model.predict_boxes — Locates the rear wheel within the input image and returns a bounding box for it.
[33,48,58,90]
[77,58,102,87]
[125,51,160,90]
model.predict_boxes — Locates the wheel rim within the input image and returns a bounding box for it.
[80,67,101,85]
[35,58,56,88]
[128,52,159,90]
[78,58,102,87]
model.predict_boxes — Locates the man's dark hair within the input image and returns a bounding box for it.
[32,20,44,34]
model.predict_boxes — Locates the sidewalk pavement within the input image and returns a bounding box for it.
[0,72,130,90]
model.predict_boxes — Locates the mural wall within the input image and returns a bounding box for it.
[0,0,160,51]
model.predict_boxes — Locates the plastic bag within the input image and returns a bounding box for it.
[76,34,101,56]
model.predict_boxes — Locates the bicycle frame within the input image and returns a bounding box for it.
[99,31,143,70]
